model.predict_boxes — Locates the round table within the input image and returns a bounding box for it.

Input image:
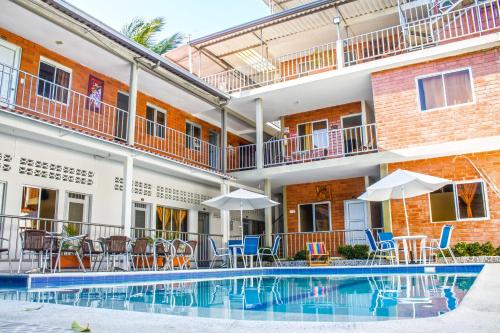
[392,235,427,265]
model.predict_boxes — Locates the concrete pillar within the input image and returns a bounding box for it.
[380,164,392,232]
[220,182,231,246]
[336,39,344,69]
[282,185,288,258]
[264,179,273,247]
[221,106,228,173]
[127,62,138,145]
[255,98,264,169]
[122,155,134,237]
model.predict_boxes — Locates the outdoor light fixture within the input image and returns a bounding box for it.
[333,16,341,25]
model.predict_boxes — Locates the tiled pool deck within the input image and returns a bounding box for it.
[0,264,498,333]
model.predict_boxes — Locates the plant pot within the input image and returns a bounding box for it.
[52,255,90,269]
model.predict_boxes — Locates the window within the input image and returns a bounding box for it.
[146,105,166,138]
[299,202,331,232]
[417,68,473,111]
[37,59,71,104]
[430,180,488,222]
[20,186,58,231]
[155,206,188,238]
[297,120,328,151]
[186,121,202,151]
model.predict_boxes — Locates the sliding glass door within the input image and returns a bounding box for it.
[155,206,188,239]
[20,186,58,231]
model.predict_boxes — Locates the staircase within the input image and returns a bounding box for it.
[398,0,465,50]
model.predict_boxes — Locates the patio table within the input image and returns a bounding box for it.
[228,241,243,268]
[393,235,427,265]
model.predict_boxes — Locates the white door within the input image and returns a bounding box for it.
[133,202,150,238]
[65,192,90,234]
[0,39,21,106]
[344,200,369,245]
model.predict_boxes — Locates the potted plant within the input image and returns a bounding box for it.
[53,223,90,270]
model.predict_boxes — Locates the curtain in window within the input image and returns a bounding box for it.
[303,123,312,150]
[457,183,478,219]
[421,75,445,110]
[444,70,472,106]
[54,69,70,103]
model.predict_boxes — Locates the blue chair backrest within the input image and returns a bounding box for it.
[243,236,260,255]
[365,229,378,252]
[228,239,243,255]
[439,225,453,249]
[271,235,282,255]
[378,232,395,250]
[209,238,218,256]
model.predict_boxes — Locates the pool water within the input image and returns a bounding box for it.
[0,274,477,322]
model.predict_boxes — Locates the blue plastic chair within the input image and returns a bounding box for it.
[242,235,260,268]
[421,225,456,263]
[258,235,282,267]
[365,229,396,265]
[209,238,232,269]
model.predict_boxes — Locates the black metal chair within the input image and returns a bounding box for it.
[81,237,104,271]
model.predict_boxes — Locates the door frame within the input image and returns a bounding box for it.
[343,199,369,245]
[64,191,91,223]
[115,91,129,141]
[132,201,151,236]
[0,39,22,107]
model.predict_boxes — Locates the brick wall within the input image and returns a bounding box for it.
[284,177,366,256]
[0,27,249,169]
[372,48,500,151]
[388,151,500,245]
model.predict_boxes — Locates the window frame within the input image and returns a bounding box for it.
[145,103,167,138]
[19,184,59,219]
[429,179,489,223]
[36,56,73,105]
[185,121,202,151]
[416,67,475,112]
[297,201,332,232]
[296,119,329,151]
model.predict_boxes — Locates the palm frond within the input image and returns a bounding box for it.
[121,17,166,48]
[151,32,185,55]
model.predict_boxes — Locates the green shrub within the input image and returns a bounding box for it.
[338,244,369,260]
[448,241,499,257]
[293,250,307,261]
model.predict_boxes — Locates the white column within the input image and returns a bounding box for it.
[264,178,272,247]
[127,62,138,145]
[221,106,228,173]
[255,98,264,169]
[336,39,344,70]
[220,182,231,246]
[122,155,134,237]
[188,45,193,74]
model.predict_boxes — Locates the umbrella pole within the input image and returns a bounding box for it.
[240,202,244,241]
[402,187,410,236]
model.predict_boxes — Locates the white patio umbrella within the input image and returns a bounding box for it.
[202,188,279,240]
[358,169,451,235]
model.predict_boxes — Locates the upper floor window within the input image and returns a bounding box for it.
[146,105,166,138]
[299,202,331,232]
[429,180,488,222]
[37,58,71,104]
[297,120,328,151]
[186,121,202,151]
[417,68,473,111]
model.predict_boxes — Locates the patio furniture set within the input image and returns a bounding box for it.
[13,229,199,273]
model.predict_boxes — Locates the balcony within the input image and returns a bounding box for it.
[201,0,499,94]
[227,123,377,172]
[0,62,222,173]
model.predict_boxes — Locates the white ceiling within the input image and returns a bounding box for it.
[1,2,219,119]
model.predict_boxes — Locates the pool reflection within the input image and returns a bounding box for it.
[0,274,476,322]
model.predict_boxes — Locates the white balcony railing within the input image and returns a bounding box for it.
[0,62,129,141]
[226,124,377,172]
[201,0,499,93]
[344,0,500,66]
[202,41,337,93]
[135,115,221,171]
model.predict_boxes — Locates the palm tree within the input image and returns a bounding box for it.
[121,17,185,54]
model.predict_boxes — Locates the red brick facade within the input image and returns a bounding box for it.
[388,151,500,245]
[372,48,500,151]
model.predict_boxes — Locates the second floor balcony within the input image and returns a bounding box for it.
[227,123,377,172]
[199,0,499,94]
[0,61,222,173]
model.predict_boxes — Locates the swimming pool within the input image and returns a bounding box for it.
[0,270,479,322]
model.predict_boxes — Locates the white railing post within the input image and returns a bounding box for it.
[221,106,228,173]
[122,155,133,238]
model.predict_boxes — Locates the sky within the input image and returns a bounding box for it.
[66,0,270,43]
